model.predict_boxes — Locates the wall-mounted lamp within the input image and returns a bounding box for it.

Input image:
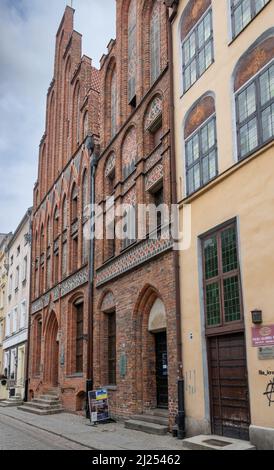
[251,309,263,325]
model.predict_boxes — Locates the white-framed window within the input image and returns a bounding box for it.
[6,312,11,337]
[20,301,27,329]
[22,255,28,282]
[15,266,20,290]
[231,0,270,39]
[9,274,13,295]
[12,308,18,333]
[182,8,214,93]
[185,115,218,195]
[235,61,274,159]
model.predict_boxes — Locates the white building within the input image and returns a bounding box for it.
[2,209,32,399]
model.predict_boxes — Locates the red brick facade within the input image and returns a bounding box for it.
[28,6,100,412]
[28,2,179,424]
[93,0,179,426]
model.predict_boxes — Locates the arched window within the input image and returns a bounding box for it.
[122,127,137,179]
[181,0,213,93]
[68,299,84,374]
[111,70,118,138]
[128,0,137,104]
[62,196,68,278]
[71,184,79,272]
[34,231,39,298]
[71,184,78,222]
[53,207,60,284]
[33,316,42,376]
[63,57,71,160]
[53,206,59,241]
[184,94,217,195]
[40,224,45,294]
[150,0,161,85]
[46,217,51,290]
[234,33,274,160]
[83,111,89,140]
[144,95,163,153]
[73,82,81,148]
[82,170,89,264]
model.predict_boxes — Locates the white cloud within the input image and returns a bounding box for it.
[0,0,116,232]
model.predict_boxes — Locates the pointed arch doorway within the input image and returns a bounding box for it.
[149,298,168,409]
[44,311,59,387]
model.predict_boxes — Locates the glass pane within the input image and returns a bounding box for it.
[238,83,256,123]
[198,48,206,76]
[194,163,200,191]
[221,226,238,273]
[187,167,194,195]
[204,41,213,69]
[204,236,218,279]
[234,0,251,36]
[260,65,274,105]
[239,117,258,157]
[186,134,199,166]
[202,155,209,184]
[206,282,221,326]
[224,276,241,322]
[209,150,217,179]
[262,104,274,142]
[255,0,268,14]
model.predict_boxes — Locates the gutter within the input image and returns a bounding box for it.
[165,1,186,439]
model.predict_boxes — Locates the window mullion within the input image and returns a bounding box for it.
[217,232,225,327]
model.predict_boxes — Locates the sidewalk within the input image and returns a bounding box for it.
[0,407,185,451]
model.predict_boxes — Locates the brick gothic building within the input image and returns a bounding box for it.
[28,7,100,411]
[93,0,179,426]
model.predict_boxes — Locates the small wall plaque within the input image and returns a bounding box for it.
[258,346,274,360]
[119,352,127,378]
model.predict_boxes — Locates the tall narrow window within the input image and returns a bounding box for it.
[231,0,270,38]
[182,5,213,92]
[62,197,68,278]
[184,95,217,195]
[107,312,116,385]
[53,207,59,241]
[73,82,81,148]
[111,70,118,138]
[71,184,78,222]
[128,0,137,104]
[82,170,89,264]
[235,61,274,159]
[46,217,51,290]
[150,0,161,85]
[83,111,89,140]
[34,317,42,376]
[202,222,242,330]
[75,302,84,374]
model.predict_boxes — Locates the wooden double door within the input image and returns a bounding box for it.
[207,332,250,440]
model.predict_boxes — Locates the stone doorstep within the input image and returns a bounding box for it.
[182,435,256,451]
[17,405,64,416]
[125,419,169,436]
[132,414,169,426]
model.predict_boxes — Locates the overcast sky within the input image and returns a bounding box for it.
[0,0,116,233]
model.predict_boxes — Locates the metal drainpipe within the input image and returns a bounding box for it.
[86,134,98,418]
[165,2,186,439]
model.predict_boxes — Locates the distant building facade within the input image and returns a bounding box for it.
[28,6,100,412]
[171,0,274,448]
[2,210,32,399]
[0,233,12,399]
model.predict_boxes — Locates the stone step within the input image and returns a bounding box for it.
[32,398,60,406]
[145,409,169,418]
[132,414,169,427]
[182,435,256,451]
[125,419,168,436]
[0,400,23,407]
[17,404,64,416]
[37,394,59,401]
[22,401,61,411]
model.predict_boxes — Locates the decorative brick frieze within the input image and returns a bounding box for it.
[145,145,162,172]
[122,173,136,195]
[96,233,173,287]
[145,163,163,191]
[31,266,88,314]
